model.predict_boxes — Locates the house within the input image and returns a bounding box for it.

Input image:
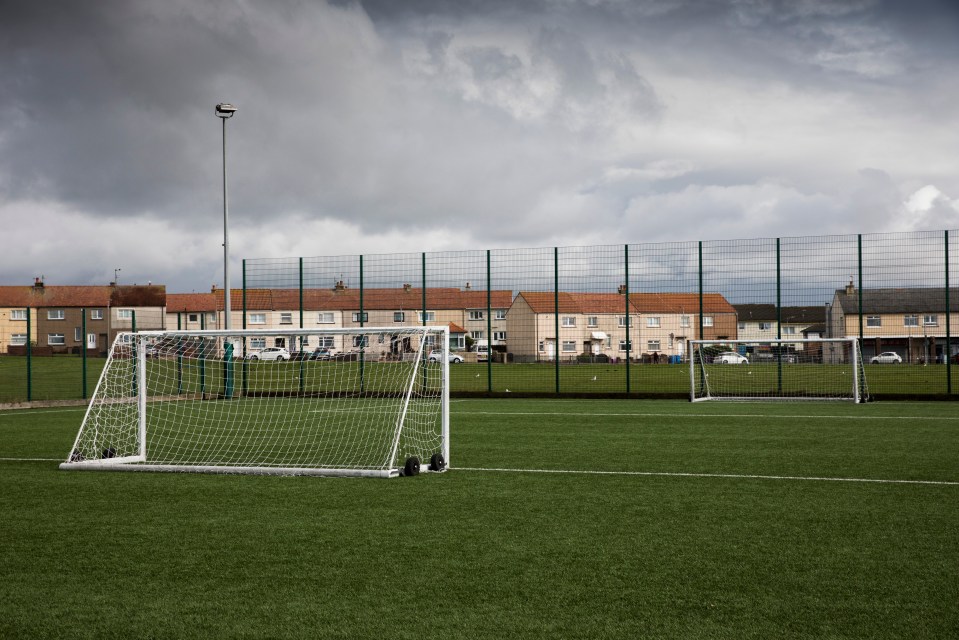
[505,290,737,362]
[828,282,959,363]
[0,279,166,355]
[734,304,826,344]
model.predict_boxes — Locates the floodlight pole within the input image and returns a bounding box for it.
[215,103,237,331]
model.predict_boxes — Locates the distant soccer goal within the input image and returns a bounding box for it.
[689,338,868,403]
[60,326,450,477]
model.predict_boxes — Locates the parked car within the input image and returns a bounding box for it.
[246,347,290,361]
[714,351,748,365]
[290,347,338,361]
[870,351,902,364]
[428,350,464,364]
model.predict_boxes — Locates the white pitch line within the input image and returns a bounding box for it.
[454,466,959,486]
[0,457,62,462]
[456,411,959,421]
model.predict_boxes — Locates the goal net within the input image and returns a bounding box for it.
[60,326,450,478]
[689,338,868,403]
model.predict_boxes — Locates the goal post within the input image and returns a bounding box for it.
[60,326,451,477]
[689,338,868,403]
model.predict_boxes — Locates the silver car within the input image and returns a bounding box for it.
[870,352,902,364]
[714,351,748,364]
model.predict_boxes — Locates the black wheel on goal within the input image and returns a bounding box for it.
[403,456,421,477]
[429,452,446,471]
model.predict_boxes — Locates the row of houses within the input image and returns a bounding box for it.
[1,278,957,363]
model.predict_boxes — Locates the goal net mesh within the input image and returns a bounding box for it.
[61,327,449,477]
[690,338,868,402]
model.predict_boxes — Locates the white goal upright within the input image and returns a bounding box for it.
[689,338,868,403]
[60,326,450,478]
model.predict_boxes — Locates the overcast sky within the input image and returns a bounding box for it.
[2,0,958,293]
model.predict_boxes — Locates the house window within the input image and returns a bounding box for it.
[619,340,632,351]
[468,310,484,321]
[493,331,507,341]
[472,331,485,340]
[924,314,938,326]
[782,326,797,335]
[587,316,598,327]
[453,336,466,349]
[904,315,919,327]
[11,309,27,321]
[117,309,133,320]
[738,322,746,330]
[91,309,103,320]
[250,338,266,349]
[317,336,334,348]
[647,340,661,352]
[562,340,577,352]
[538,341,545,352]
[48,333,65,346]
[208,313,216,323]
[418,311,435,322]
[680,315,690,328]
[618,316,629,328]
[280,313,293,325]
[318,312,334,324]
[353,335,368,348]
[866,316,881,327]
[188,313,199,323]
[562,316,576,327]
[423,335,436,347]
[702,316,714,327]
[249,313,266,325]
[394,312,405,323]
[11,334,27,346]
[646,317,661,328]
[352,312,369,323]
[74,328,82,341]
[759,322,772,331]
[48,309,65,320]
[495,310,507,320]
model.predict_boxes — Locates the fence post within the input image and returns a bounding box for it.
[698,242,704,341]
[26,307,32,402]
[359,254,365,392]
[81,307,87,399]
[776,238,783,392]
[857,234,864,347]
[554,247,560,394]
[624,244,631,394]
[242,259,248,396]
[486,249,492,392]
[298,257,304,394]
[946,230,952,394]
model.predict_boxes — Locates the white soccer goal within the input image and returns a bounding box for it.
[689,338,868,403]
[60,326,450,478]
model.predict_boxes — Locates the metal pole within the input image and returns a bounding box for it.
[945,230,952,394]
[554,247,560,394]
[625,244,631,394]
[222,115,231,332]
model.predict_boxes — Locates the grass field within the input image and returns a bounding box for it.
[1,399,958,639]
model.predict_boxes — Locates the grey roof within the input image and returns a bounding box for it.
[734,304,826,324]
[833,288,959,314]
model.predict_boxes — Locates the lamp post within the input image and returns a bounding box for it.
[215,103,237,330]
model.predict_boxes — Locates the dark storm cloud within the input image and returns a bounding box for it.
[1,0,958,292]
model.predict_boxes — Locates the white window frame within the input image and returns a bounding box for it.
[618,316,629,328]
[418,311,435,322]
[48,333,65,346]
[352,312,369,323]
[250,337,266,349]
[249,313,266,325]
[74,327,83,341]
[782,326,797,335]
[561,340,577,353]
[562,316,576,327]
[117,309,133,320]
[11,309,27,321]
[680,315,690,328]
[493,331,507,341]
[702,316,714,327]
[923,314,938,326]
[394,312,405,323]
[866,316,881,327]
[11,333,27,346]
[495,310,507,320]
[279,312,293,325]
[318,312,335,324]
[90,309,103,320]
[647,340,661,352]
[618,340,632,351]
[453,336,466,349]
[759,322,772,331]
[587,316,598,328]
[646,317,661,328]
[468,310,484,321]
[352,335,368,348]
[48,309,65,320]
[904,314,919,327]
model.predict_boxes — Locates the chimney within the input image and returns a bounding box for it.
[465,282,471,290]
[845,278,855,295]
[617,284,627,295]
[211,284,217,293]
[33,276,44,289]
[333,280,347,291]
[403,283,412,292]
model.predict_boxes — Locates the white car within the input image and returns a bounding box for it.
[714,351,748,365]
[428,350,464,364]
[870,352,902,364]
[246,347,290,361]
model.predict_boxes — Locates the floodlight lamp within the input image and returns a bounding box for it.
[215,103,237,118]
